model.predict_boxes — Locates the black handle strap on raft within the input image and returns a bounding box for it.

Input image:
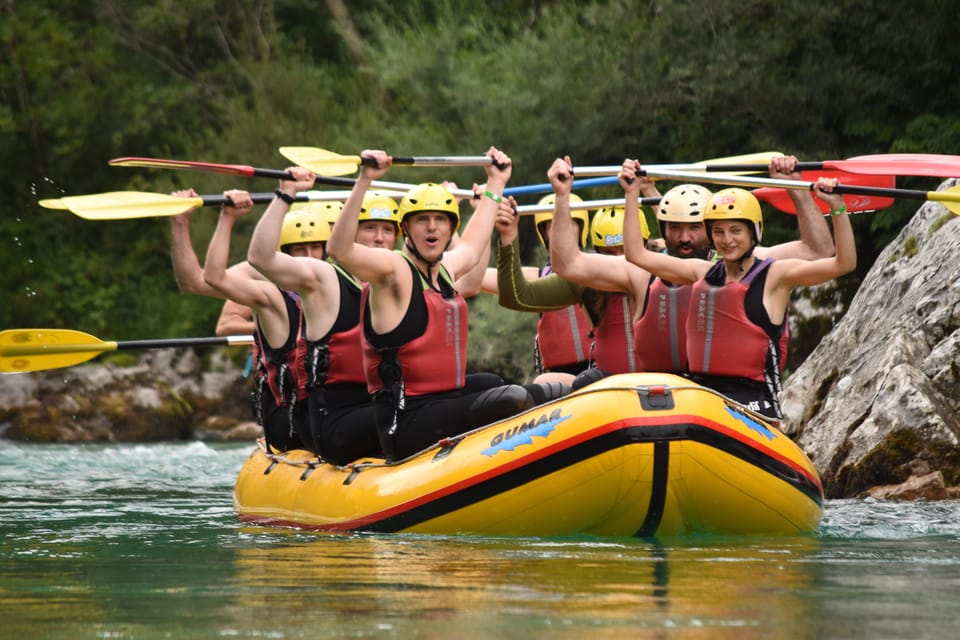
[637,385,675,411]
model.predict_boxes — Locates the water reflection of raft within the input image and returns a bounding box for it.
[233,373,823,537]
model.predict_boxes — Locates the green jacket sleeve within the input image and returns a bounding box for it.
[496,239,584,312]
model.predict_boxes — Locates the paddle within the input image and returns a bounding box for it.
[526,172,897,215]
[572,151,785,178]
[278,146,503,177]
[505,151,784,196]
[37,198,69,209]
[109,156,433,193]
[39,190,355,220]
[0,328,254,373]
[571,153,960,179]
[516,196,663,216]
[42,181,480,220]
[636,168,960,215]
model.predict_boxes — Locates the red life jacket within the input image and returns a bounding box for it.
[306,265,366,388]
[362,257,468,396]
[536,264,593,370]
[633,277,691,373]
[593,292,637,373]
[686,258,781,382]
[254,289,309,406]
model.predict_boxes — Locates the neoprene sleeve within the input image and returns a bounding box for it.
[495,239,584,312]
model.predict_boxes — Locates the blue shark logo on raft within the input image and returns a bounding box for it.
[724,406,776,441]
[482,408,571,457]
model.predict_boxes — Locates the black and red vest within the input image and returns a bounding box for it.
[361,255,468,397]
[306,264,367,389]
[254,289,309,406]
[686,258,782,382]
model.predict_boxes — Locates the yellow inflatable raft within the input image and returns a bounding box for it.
[233,373,822,537]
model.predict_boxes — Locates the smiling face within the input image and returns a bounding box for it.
[356,220,397,249]
[402,211,453,262]
[709,220,754,261]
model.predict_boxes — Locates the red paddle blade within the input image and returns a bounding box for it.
[839,153,960,178]
[755,171,896,214]
[108,157,258,177]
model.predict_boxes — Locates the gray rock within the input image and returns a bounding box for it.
[783,179,960,497]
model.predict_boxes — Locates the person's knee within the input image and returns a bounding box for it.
[572,367,607,390]
[468,384,534,413]
[524,382,571,404]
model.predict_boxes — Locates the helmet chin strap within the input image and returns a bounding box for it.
[404,236,450,272]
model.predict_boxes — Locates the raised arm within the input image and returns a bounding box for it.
[247,166,321,292]
[546,157,635,294]
[170,189,219,297]
[450,183,494,297]
[203,190,277,313]
[758,155,836,260]
[774,177,856,289]
[621,159,707,285]
[441,147,511,281]
[326,150,404,285]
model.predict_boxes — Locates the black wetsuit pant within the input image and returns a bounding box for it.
[309,383,382,465]
[260,393,310,452]
[375,373,569,462]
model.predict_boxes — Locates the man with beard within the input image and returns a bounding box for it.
[632,155,835,374]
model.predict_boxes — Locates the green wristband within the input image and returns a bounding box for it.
[830,203,847,217]
[483,190,503,203]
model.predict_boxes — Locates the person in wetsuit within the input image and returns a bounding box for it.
[622,160,855,420]
[326,148,565,462]
[247,187,399,464]
[203,192,320,452]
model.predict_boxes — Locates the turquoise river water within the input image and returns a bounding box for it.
[2,441,959,639]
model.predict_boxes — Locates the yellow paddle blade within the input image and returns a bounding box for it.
[38,198,69,210]
[930,185,960,215]
[278,147,360,177]
[701,151,784,174]
[0,328,115,373]
[59,192,204,220]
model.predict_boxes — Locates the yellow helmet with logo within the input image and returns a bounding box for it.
[534,193,588,249]
[704,187,763,245]
[399,183,460,233]
[657,184,712,237]
[590,205,650,248]
[359,192,401,234]
[279,203,331,251]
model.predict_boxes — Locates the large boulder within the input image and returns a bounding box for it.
[781,180,960,498]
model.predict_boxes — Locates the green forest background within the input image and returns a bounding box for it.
[3,0,959,382]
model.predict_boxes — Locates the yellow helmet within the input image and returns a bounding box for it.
[704,187,763,245]
[534,193,588,249]
[590,206,650,248]
[300,192,342,228]
[279,203,331,251]
[657,184,712,237]
[359,192,401,234]
[399,183,460,233]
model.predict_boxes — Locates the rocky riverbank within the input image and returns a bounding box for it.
[3,183,959,501]
[0,347,259,443]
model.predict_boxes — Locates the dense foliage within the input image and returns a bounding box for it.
[2,0,958,379]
